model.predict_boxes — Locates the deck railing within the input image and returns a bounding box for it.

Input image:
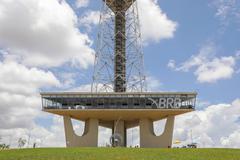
[41,93,197,110]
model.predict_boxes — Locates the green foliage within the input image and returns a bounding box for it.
[0,148,240,160]
[0,144,10,150]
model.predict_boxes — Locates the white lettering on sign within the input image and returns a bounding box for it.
[148,97,182,109]
[159,98,166,108]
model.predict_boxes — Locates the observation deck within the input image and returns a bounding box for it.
[41,92,197,121]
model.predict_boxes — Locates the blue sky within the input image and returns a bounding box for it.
[157,0,240,104]
[0,0,240,148]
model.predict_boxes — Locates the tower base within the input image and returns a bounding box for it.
[63,116,99,147]
[63,116,175,148]
[139,116,175,148]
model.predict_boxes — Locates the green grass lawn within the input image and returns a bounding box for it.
[0,148,240,160]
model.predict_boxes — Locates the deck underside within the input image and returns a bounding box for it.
[44,109,193,121]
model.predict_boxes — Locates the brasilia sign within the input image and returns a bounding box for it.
[148,97,183,109]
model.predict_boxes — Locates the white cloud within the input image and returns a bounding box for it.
[173,44,217,72]
[75,0,89,8]
[0,59,60,147]
[138,0,177,42]
[35,116,66,147]
[0,115,66,148]
[0,0,94,68]
[167,59,176,69]
[211,0,240,27]
[168,44,238,83]
[174,99,240,148]
[0,93,40,129]
[0,62,65,147]
[220,129,240,148]
[0,60,60,96]
[195,56,235,83]
[77,0,177,43]
[79,11,100,31]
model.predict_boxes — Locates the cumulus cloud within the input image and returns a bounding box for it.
[0,115,66,148]
[220,129,240,148]
[194,56,235,83]
[0,60,60,96]
[0,59,61,147]
[0,0,94,68]
[0,61,67,148]
[168,44,239,83]
[174,99,240,148]
[138,0,177,42]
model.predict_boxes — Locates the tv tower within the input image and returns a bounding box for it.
[41,0,197,148]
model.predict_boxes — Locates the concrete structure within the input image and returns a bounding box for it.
[41,0,197,148]
[41,92,197,148]
[64,117,99,147]
[139,117,175,148]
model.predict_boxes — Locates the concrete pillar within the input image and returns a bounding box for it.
[112,120,127,147]
[63,116,99,147]
[139,116,175,148]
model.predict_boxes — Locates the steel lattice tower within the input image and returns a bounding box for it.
[92,0,146,92]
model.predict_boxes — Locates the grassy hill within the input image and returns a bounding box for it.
[0,148,240,160]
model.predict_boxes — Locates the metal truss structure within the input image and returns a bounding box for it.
[92,0,146,93]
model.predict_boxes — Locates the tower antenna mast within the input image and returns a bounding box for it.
[92,0,146,92]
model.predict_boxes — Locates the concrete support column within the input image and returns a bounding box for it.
[139,116,175,148]
[63,116,99,147]
[112,120,126,147]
